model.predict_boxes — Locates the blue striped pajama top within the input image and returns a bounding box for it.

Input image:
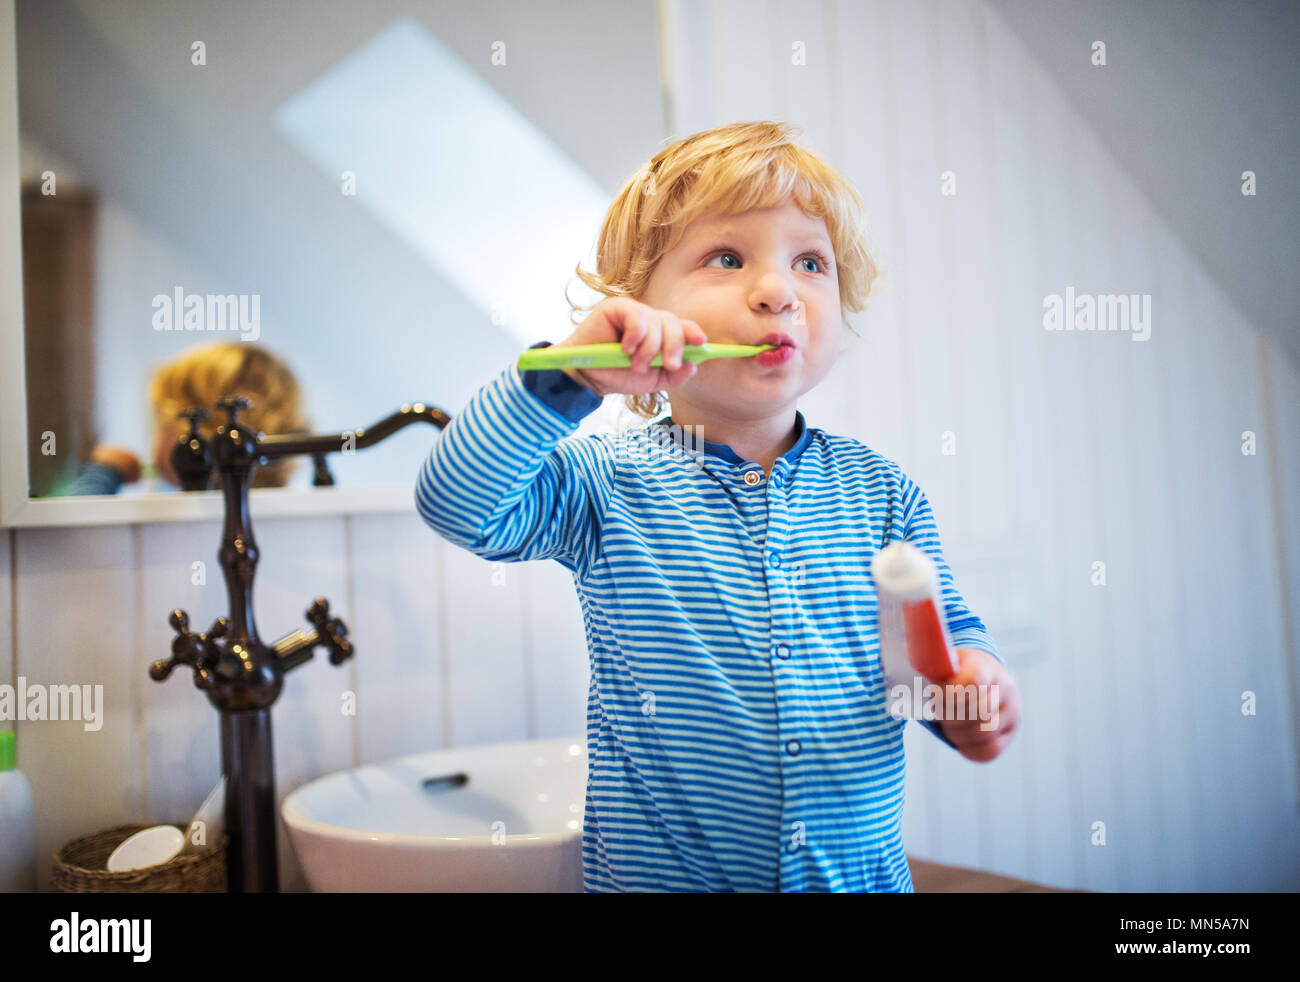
[414,345,1005,892]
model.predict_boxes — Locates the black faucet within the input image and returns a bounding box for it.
[149,394,450,892]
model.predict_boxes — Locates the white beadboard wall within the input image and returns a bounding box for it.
[3,0,1298,893]
[657,0,1299,891]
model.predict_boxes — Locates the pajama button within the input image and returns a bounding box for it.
[785,739,801,756]
[743,470,762,485]
[774,644,791,660]
[769,551,782,568]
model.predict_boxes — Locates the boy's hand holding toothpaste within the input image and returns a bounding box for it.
[874,540,1019,762]
[938,647,1020,763]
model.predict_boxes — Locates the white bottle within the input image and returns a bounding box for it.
[0,731,37,892]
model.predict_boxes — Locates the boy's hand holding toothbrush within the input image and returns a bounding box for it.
[551,297,708,397]
[519,297,780,393]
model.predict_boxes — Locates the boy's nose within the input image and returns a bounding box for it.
[752,296,799,318]
[749,278,801,314]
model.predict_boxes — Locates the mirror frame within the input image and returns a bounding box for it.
[0,0,432,528]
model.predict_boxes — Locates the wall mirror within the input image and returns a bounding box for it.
[1,0,666,526]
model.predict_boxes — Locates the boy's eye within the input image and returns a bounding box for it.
[799,250,833,273]
[703,250,833,273]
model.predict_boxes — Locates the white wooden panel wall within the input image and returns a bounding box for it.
[14,526,141,892]
[2,0,1296,894]
[1266,340,1300,837]
[660,0,1300,891]
[351,512,447,763]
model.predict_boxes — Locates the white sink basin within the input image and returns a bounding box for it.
[282,737,587,892]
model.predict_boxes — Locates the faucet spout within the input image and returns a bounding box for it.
[258,403,450,461]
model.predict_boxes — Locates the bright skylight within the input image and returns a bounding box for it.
[274,17,608,347]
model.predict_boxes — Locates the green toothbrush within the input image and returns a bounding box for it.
[518,342,776,371]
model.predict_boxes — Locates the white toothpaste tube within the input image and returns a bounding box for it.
[872,541,961,696]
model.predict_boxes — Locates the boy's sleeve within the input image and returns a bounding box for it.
[897,473,1006,750]
[413,343,614,580]
[60,462,125,497]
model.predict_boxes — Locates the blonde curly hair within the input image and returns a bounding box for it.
[569,120,884,419]
[149,341,309,488]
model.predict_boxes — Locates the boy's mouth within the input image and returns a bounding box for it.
[756,331,796,350]
[754,332,797,368]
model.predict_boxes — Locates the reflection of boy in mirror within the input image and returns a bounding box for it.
[62,341,309,494]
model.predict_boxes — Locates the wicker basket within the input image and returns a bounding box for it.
[52,823,227,893]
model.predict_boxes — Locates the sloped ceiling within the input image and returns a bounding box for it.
[987,0,1300,369]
